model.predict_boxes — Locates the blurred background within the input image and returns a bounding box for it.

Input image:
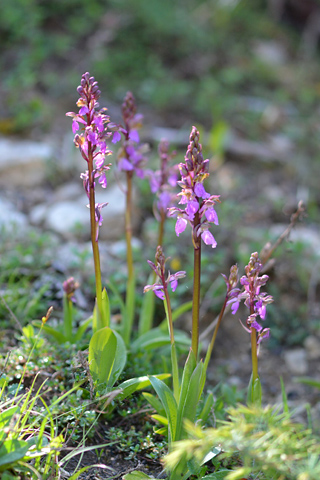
[0,0,320,408]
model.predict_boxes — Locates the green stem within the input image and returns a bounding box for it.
[63,294,73,341]
[157,209,166,248]
[204,296,228,371]
[250,303,259,383]
[251,328,259,382]
[124,171,135,344]
[191,212,201,359]
[164,287,179,401]
[88,145,103,322]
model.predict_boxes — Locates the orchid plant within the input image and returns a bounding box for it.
[61,72,306,480]
[169,126,220,358]
[115,91,147,345]
[66,72,113,331]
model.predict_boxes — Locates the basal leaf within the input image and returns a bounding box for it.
[88,327,117,384]
[149,376,178,443]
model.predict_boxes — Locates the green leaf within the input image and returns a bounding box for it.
[34,322,66,344]
[142,392,166,416]
[101,288,110,328]
[60,442,116,468]
[131,328,189,351]
[247,374,262,407]
[117,374,170,402]
[63,294,73,340]
[178,350,196,410]
[124,471,153,480]
[225,467,251,480]
[92,289,111,332]
[149,376,178,443]
[201,469,233,480]
[0,439,29,470]
[89,327,126,386]
[108,330,127,387]
[198,392,214,424]
[154,426,168,436]
[0,407,20,441]
[151,414,168,426]
[280,376,289,414]
[123,273,136,344]
[177,361,204,440]
[295,377,320,389]
[89,327,116,383]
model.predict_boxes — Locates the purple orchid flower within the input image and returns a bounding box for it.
[226,252,273,350]
[144,246,186,300]
[145,140,179,220]
[168,126,220,249]
[66,72,115,240]
[115,92,148,178]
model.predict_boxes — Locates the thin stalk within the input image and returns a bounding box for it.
[250,303,259,383]
[164,287,179,402]
[191,212,201,359]
[124,170,135,344]
[251,328,259,382]
[63,295,73,341]
[157,209,166,248]
[87,145,103,319]
[138,210,166,336]
[204,296,228,371]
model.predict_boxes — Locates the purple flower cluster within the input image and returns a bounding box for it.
[144,246,186,300]
[169,126,220,248]
[146,139,179,217]
[227,252,273,347]
[66,72,114,238]
[116,91,147,178]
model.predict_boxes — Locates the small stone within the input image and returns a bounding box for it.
[45,200,89,238]
[0,138,53,187]
[108,237,143,257]
[29,203,48,225]
[0,197,28,234]
[283,348,308,375]
[253,40,288,66]
[304,336,320,360]
[53,182,83,202]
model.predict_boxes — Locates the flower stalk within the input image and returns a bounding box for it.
[144,246,186,400]
[169,126,220,359]
[117,92,146,343]
[66,72,113,329]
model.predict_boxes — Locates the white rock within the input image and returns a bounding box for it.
[45,200,89,238]
[53,182,83,202]
[283,348,308,375]
[29,203,48,225]
[0,197,28,234]
[108,237,143,257]
[0,138,53,187]
[253,41,288,66]
[37,182,128,240]
[304,336,320,360]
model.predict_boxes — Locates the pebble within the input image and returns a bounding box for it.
[283,348,308,375]
[0,138,53,187]
[0,198,29,235]
[304,335,320,360]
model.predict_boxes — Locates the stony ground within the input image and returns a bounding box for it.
[1,89,320,480]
